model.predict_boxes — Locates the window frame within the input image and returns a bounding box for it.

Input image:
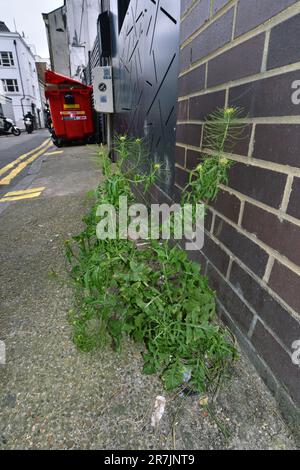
[2,79,19,93]
[0,51,15,67]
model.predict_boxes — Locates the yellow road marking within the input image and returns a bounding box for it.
[44,151,63,156]
[0,192,42,202]
[0,138,51,178]
[4,187,45,197]
[0,141,53,185]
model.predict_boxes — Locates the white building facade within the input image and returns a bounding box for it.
[0,79,15,121]
[0,25,44,129]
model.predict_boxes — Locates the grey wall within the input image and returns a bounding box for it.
[43,7,71,77]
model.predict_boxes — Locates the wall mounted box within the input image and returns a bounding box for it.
[92,66,114,113]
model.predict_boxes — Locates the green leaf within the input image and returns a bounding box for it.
[108,319,123,339]
[162,363,184,390]
[143,362,156,375]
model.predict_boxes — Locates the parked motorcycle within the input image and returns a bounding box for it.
[0,116,21,136]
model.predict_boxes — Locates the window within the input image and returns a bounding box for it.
[28,61,36,74]
[0,51,14,67]
[32,85,35,97]
[2,79,19,93]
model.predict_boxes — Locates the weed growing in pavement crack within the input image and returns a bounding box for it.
[65,108,244,393]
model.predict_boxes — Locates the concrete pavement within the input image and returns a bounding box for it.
[0,141,298,449]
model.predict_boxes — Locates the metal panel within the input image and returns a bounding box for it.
[110,0,180,196]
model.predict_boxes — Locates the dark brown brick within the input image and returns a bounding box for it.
[287,177,300,220]
[207,34,265,87]
[151,185,173,205]
[202,234,230,275]
[229,70,300,118]
[175,146,186,167]
[178,64,206,97]
[186,149,202,170]
[251,321,300,406]
[181,0,195,16]
[205,208,213,232]
[224,124,252,156]
[235,0,298,37]
[210,190,241,223]
[187,248,207,274]
[142,183,170,206]
[202,123,252,156]
[253,125,300,167]
[230,262,300,347]
[176,123,202,146]
[180,0,211,44]
[268,13,300,70]
[213,0,229,14]
[213,216,269,276]
[172,184,183,203]
[177,99,189,120]
[269,261,300,313]
[228,163,287,209]
[179,46,192,72]
[189,90,226,120]
[175,166,190,188]
[242,203,300,267]
[191,8,234,63]
[207,263,254,333]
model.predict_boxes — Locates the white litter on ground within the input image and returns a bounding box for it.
[151,396,166,427]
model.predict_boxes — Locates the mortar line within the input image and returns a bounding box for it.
[263,256,275,284]
[202,239,298,354]
[280,175,294,214]
[178,61,300,96]
[248,124,256,158]
[261,30,271,73]
[175,143,300,178]
[204,225,300,322]
[181,1,300,52]
[208,207,300,278]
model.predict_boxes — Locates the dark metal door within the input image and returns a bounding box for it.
[110,0,180,196]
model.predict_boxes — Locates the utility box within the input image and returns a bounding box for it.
[45,70,94,147]
[92,66,114,114]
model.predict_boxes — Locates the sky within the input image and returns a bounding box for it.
[1,0,64,58]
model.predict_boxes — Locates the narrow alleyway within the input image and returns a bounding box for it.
[0,141,297,449]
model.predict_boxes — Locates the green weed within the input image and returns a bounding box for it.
[65,107,244,393]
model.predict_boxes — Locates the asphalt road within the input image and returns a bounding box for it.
[0,130,51,199]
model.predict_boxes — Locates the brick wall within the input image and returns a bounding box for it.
[176,0,300,429]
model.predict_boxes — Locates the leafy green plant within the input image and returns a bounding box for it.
[183,107,244,205]
[65,107,244,394]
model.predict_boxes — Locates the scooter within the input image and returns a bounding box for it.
[0,117,21,136]
[24,117,34,134]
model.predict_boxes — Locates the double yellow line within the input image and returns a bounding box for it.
[0,138,52,186]
[0,187,46,203]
